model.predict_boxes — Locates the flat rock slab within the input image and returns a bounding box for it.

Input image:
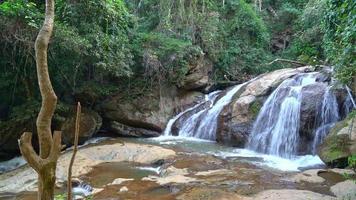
[0,142,176,193]
[330,180,356,199]
[245,189,336,200]
[287,169,326,183]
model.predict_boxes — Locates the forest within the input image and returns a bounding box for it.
[0,0,355,200]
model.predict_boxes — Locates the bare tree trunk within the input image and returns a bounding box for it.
[67,102,81,200]
[18,0,62,200]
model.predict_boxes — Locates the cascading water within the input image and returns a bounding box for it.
[312,87,339,154]
[247,73,318,158]
[164,83,246,140]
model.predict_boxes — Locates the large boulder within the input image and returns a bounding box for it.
[108,121,160,137]
[61,109,102,146]
[299,83,327,141]
[98,87,204,133]
[217,67,313,147]
[318,116,356,167]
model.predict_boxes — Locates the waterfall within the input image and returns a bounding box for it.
[312,87,339,154]
[247,73,317,158]
[193,83,245,140]
[164,83,246,140]
[345,85,356,109]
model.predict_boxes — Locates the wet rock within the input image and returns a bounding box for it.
[110,178,134,185]
[142,174,198,185]
[143,166,198,185]
[61,109,102,146]
[318,117,356,167]
[108,121,160,137]
[300,83,327,138]
[217,67,313,147]
[330,180,356,199]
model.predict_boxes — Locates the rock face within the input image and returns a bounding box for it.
[318,117,356,167]
[61,109,102,145]
[217,67,313,147]
[108,121,160,137]
[179,51,212,90]
[98,87,204,134]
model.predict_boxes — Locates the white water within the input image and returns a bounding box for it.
[312,87,339,154]
[136,166,161,174]
[212,149,324,172]
[150,136,323,171]
[346,85,356,109]
[164,91,221,136]
[164,82,247,140]
[194,84,245,140]
[247,73,318,158]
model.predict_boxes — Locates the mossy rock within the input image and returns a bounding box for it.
[249,101,262,119]
[318,118,353,168]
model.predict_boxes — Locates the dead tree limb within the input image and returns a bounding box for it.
[67,102,81,200]
[267,58,307,67]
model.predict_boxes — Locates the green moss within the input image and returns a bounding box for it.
[320,119,350,163]
[250,101,262,118]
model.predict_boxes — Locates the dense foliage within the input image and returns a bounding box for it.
[0,0,354,124]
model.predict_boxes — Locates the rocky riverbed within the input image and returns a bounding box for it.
[1,137,355,200]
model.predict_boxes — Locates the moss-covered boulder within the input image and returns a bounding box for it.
[318,116,356,168]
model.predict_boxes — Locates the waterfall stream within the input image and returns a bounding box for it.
[311,87,339,154]
[247,73,318,158]
[164,83,247,140]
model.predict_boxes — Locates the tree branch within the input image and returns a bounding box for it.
[18,132,41,171]
[267,58,307,67]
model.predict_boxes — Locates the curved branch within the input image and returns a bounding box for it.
[18,132,41,171]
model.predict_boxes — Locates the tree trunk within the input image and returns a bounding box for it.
[18,0,61,200]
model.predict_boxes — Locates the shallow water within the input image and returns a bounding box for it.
[147,136,325,172]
